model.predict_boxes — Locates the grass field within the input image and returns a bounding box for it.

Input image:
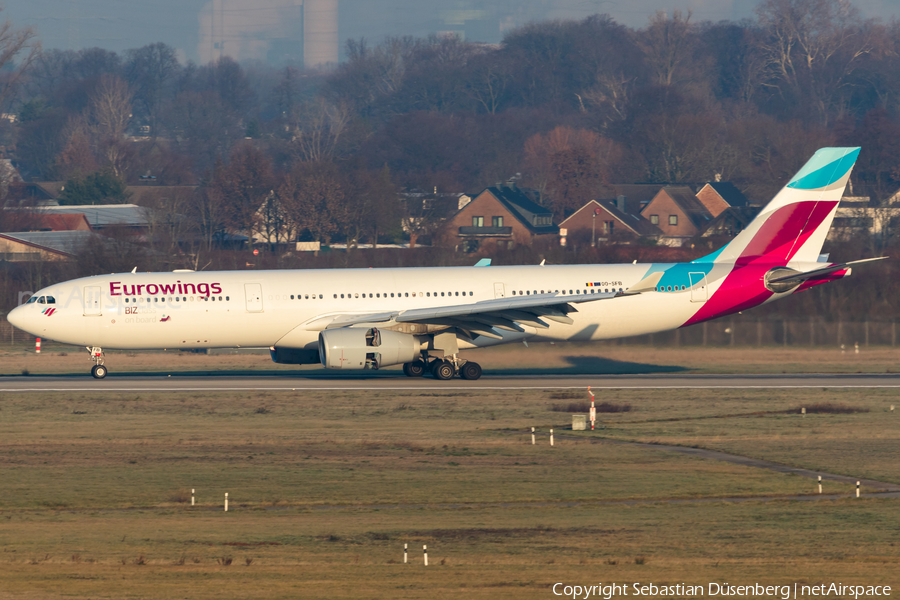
[0,385,898,598]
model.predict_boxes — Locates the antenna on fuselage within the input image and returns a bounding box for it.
[131,267,137,274]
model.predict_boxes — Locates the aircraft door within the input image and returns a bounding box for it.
[689,272,708,303]
[493,282,505,298]
[83,286,102,316]
[244,283,263,312]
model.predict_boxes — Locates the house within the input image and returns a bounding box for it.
[559,198,661,245]
[23,212,93,232]
[3,182,61,206]
[441,186,557,252]
[695,181,751,217]
[33,204,152,233]
[0,230,94,261]
[701,206,761,239]
[401,190,470,247]
[828,195,900,242]
[602,184,667,215]
[640,186,713,246]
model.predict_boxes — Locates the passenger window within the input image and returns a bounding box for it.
[427,292,430,297]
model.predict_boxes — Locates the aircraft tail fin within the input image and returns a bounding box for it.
[696,147,860,266]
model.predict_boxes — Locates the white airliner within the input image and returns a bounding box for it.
[8,147,884,380]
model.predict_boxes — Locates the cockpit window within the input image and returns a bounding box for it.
[26,296,38,304]
[46,296,56,304]
[38,296,46,304]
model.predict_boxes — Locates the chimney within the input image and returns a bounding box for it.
[616,195,626,213]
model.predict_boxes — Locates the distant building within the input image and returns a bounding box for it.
[828,195,900,242]
[0,231,94,262]
[33,205,153,233]
[559,198,661,245]
[441,186,557,252]
[198,0,337,68]
[695,181,751,216]
[640,186,713,247]
[701,206,761,239]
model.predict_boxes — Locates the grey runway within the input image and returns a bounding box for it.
[2,372,900,392]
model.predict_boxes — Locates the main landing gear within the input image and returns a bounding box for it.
[87,347,107,379]
[401,357,482,380]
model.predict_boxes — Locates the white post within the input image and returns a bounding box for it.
[191,489,195,506]
[423,545,428,566]
[404,543,407,564]
[588,387,596,431]
[855,342,859,354]
[224,492,228,512]
[801,407,806,417]
[818,476,822,494]
[856,481,860,498]
[550,429,554,447]
[531,426,535,445]
[891,405,895,412]
[35,338,41,354]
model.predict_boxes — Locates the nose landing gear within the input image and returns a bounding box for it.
[87,347,107,379]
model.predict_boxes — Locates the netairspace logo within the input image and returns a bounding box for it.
[551,582,892,599]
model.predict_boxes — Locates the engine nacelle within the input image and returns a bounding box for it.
[270,347,320,365]
[318,328,419,370]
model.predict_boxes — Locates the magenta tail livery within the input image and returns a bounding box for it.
[8,147,885,379]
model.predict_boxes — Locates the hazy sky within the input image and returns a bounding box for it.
[7,0,900,64]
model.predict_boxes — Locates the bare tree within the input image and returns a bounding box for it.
[87,74,133,178]
[125,42,179,135]
[636,11,697,87]
[755,0,873,122]
[291,98,351,163]
[0,9,40,112]
[278,161,348,245]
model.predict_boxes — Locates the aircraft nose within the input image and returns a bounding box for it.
[7,305,27,331]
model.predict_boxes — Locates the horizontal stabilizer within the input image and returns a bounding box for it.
[766,257,887,292]
[618,271,664,296]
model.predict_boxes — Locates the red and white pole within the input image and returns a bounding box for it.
[588,386,596,431]
[35,338,41,354]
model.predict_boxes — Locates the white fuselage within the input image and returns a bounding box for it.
[9,263,736,351]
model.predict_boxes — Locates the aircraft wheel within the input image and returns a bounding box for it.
[460,362,482,380]
[404,360,426,377]
[431,360,455,381]
[91,364,108,379]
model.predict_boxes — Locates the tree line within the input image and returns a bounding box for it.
[1,0,899,257]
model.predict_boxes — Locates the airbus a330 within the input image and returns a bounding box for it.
[8,147,883,380]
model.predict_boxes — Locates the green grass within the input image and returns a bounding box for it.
[0,388,897,598]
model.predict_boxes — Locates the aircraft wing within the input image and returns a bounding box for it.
[309,271,663,339]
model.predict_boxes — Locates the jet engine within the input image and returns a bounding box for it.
[318,327,419,370]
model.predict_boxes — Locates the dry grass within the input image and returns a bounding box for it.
[0,386,896,597]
